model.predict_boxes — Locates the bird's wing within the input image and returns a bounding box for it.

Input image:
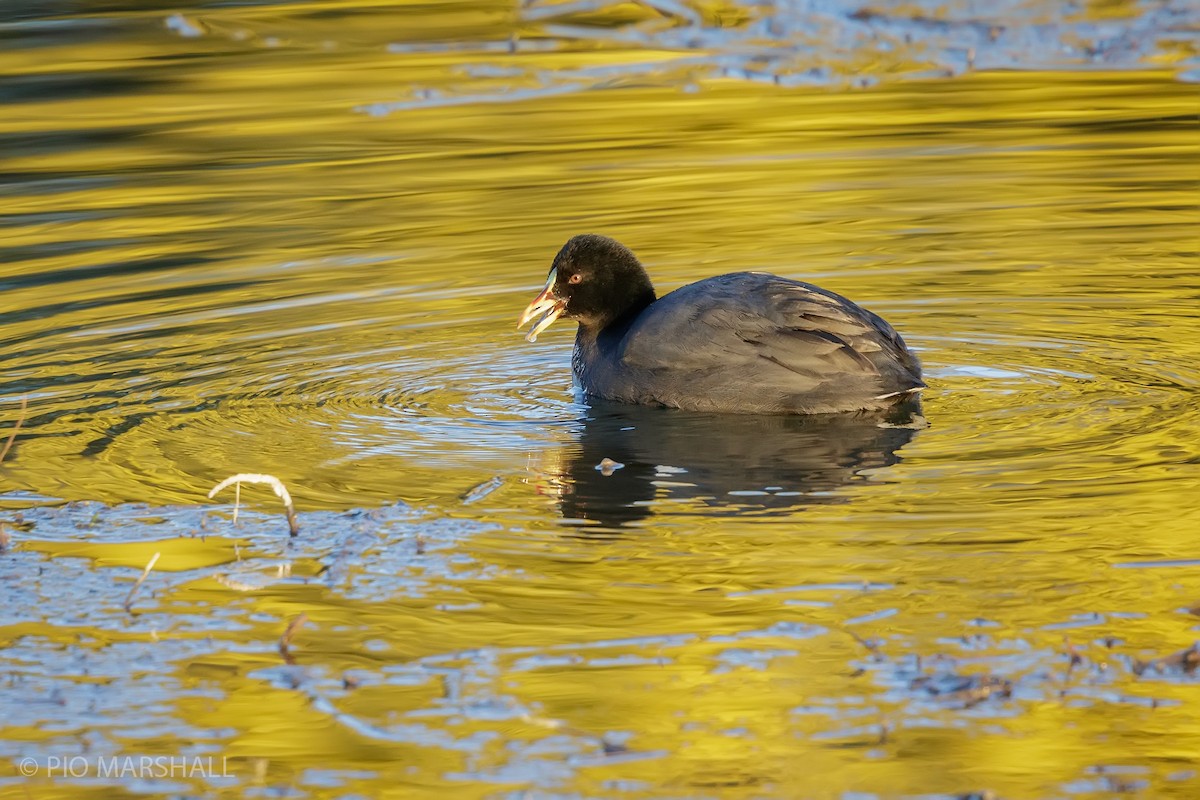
[620,273,922,395]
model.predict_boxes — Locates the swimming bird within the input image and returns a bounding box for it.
[518,234,923,415]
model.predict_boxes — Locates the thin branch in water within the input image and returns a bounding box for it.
[1061,635,1084,696]
[0,396,29,465]
[123,552,162,612]
[843,627,885,660]
[279,613,309,664]
[208,473,299,536]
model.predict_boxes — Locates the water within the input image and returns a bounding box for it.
[2,1,1200,798]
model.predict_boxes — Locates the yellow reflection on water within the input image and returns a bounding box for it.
[2,3,1200,797]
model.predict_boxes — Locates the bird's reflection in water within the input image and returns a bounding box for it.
[541,400,924,529]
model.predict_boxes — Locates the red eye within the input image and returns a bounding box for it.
[568,273,583,284]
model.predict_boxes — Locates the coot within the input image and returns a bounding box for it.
[518,234,924,414]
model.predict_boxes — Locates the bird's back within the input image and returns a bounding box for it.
[573,272,923,414]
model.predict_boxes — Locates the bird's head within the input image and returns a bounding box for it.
[519,234,657,341]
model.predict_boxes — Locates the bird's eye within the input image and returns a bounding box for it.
[568,273,583,284]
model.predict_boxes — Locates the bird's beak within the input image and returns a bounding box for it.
[518,267,567,343]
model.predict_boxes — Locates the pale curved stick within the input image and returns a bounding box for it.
[123,552,161,612]
[208,473,299,537]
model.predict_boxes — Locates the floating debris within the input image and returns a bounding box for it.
[1133,643,1200,678]
[596,458,624,476]
[461,476,503,505]
[208,473,299,537]
[122,552,161,612]
[164,13,206,38]
[909,671,1013,708]
[279,613,309,664]
[0,396,27,465]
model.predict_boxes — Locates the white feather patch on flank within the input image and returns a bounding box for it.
[874,386,925,401]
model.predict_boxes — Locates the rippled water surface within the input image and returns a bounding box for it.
[2,1,1200,798]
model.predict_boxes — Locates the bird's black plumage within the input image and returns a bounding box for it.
[520,234,924,415]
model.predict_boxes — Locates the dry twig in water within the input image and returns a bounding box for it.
[123,552,162,612]
[0,396,28,465]
[1133,642,1200,677]
[279,613,309,664]
[208,473,299,536]
[843,627,885,660]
